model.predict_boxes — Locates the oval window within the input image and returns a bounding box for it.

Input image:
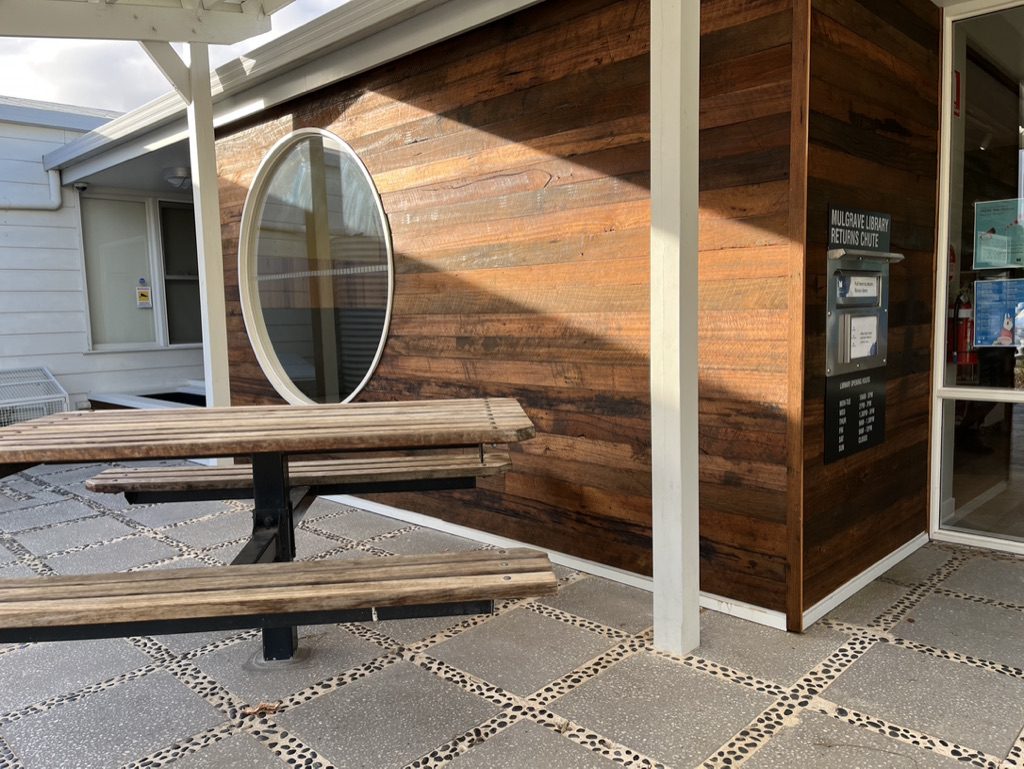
[238,129,393,404]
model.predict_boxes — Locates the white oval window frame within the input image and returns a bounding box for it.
[238,127,394,405]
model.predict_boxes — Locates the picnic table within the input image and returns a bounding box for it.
[0,398,551,660]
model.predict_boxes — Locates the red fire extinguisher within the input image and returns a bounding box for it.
[949,291,978,366]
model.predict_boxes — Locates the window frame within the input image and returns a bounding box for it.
[157,199,203,346]
[237,127,395,405]
[79,190,200,353]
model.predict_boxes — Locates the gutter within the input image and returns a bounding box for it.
[0,169,63,210]
[0,99,117,210]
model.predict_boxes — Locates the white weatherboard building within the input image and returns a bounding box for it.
[0,96,204,409]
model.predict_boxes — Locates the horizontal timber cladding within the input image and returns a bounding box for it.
[217,0,810,604]
[801,0,939,611]
[217,0,656,574]
[697,0,796,613]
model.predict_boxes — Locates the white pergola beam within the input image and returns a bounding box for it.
[140,41,192,102]
[248,0,294,13]
[0,0,271,43]
[650,0,701,654]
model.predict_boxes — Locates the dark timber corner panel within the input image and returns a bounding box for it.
[699,0,939,628]
[800,0,939,619]
[215,0,941,630]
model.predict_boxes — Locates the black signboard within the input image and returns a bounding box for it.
[828,205,892,253]
[824,369,886,464]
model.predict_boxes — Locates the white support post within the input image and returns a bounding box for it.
[186,42,232,411]
[650,0,700,654]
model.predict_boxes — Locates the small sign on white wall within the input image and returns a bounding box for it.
[136,285,152,309]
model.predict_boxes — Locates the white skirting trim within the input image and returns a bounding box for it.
[330,497,933,633]
[699,593,787,630]
[801,532,930,628]
[326,495,789,631]
[323,494,653,591]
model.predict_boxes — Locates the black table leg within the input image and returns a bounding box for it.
[251,452,298,660]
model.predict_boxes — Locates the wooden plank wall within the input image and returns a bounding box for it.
[217,0,656,573]
[801,0,940,615]
[698,0,797,613]
[218,0,811,607]
[217,0,940,616]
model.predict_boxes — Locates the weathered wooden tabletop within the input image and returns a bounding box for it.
[0,397,534,478]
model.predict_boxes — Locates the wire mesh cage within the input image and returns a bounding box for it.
[0,368,70,428]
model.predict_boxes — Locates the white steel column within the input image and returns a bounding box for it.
[186,43,232,409]
[650,0,700,653]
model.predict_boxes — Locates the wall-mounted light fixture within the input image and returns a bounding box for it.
[162,166,191,190]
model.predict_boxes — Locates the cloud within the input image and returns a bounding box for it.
[0,0,342,113]
[0,38,165,113]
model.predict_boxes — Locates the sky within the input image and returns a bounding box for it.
[0,1,341,114]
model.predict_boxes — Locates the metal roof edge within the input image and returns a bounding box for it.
[0,97,120,132]
[44,93,185,171]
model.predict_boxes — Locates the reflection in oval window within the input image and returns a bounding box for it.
[239,129,393,404]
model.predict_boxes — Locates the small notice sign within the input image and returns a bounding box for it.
[848,315,879,360]
[828,205,892,253]
[974,198,1024,269]
[136,286,152,309]
[973,278,1024,347]
[841,275,879,300]
[824,369,886,464]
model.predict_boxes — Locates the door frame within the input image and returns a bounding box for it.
[930,0,1024,556]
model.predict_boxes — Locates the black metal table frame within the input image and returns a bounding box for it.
[201,452,489,661]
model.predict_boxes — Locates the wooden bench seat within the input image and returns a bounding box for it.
[84,448,512,503]
[0,548,557,644]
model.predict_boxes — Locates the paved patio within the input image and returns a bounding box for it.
[0,461,1022,769]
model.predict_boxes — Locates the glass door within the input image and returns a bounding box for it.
[936,3,1024,551]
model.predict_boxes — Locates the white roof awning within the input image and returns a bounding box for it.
[0,0,295,44]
